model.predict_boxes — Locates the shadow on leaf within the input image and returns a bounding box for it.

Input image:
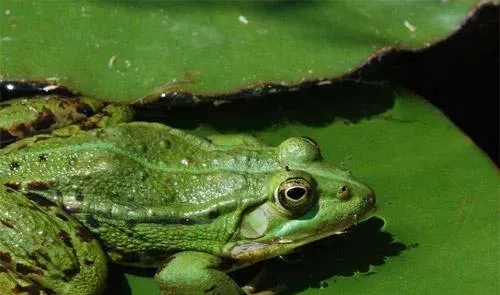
[230,216,408,294]
[134,81,395,131]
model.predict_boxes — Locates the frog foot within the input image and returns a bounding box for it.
[241,268,287,295]
[242,283,287,295]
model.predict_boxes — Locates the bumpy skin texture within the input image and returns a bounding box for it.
[0,186,108,295]
[0,96,375,295]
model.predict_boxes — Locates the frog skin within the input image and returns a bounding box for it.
[0,96,376,295]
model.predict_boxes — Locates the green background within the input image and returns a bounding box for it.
[0,0,479,101]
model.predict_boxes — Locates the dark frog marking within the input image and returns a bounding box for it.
[26,192,57,207]
[0,95,103,146]
[75,104,95,117]
[4,182,21,190]
[75,226,94,243]
[84,259,94,266]
[16,263,42,276]
[55,213,69,221]
[13,284,42,295]
[0,251,12,263]
[0,130,16,148]
[32,108,58,132]
[85,214,100,228]
[8,162,20,171]
[26,181,51,191]
[0,219,14,229]
[0,265,8,273]
[12,284,56,295]
[75,191,84,202]
[62,267,79,281]
[0,108,57,143]
[59,230,72,248]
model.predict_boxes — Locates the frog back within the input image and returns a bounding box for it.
[0,123,274,265]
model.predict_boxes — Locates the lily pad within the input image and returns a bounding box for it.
[0,0,483,102]
[103,84,498,294]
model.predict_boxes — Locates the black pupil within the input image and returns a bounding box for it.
[287,187,307,200]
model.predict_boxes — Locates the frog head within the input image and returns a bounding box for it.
[230,137,376,262]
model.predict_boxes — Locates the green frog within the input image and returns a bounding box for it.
[0,95,376,295]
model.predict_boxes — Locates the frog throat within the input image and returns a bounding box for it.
[228,208,370,263]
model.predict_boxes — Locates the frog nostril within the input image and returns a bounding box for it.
[366,192,376,206]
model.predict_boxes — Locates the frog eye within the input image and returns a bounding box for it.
[275,177,316,216]
[337,185,351,200]
[300,136,320,150]
[279,137,321,164]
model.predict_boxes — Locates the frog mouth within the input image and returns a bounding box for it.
[230,211,369,263]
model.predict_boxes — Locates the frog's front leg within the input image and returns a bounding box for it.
[155,251,245,295]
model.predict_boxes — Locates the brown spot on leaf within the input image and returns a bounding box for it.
[38,154,48,162]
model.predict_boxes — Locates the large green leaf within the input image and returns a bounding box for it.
[103,84,498,294]
[0,0,482,102]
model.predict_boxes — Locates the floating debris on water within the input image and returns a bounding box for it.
[238,15,249,25]
[108,54,117,69]
[404,20,417,32]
